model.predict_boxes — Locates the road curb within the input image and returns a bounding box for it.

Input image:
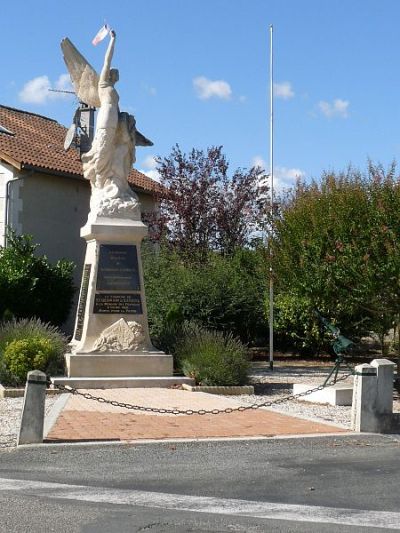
[13,431,362,449]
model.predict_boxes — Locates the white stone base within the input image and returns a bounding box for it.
[51,376,194,389]
[62,217,183,391]
[293,383,353,406]
[66,352,173,378]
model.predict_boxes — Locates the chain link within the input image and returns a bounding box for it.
[50,366,355,416]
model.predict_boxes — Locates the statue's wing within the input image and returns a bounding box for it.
[61,38,100,108]
[135,130,153,147]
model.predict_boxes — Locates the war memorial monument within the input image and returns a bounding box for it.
[53,30,191,388]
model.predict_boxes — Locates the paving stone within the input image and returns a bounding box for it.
[45,388,347,442]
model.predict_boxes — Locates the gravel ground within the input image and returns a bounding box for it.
[239,369,355,429]
[0,395,58,449]
[241,366,400,430]
[1,365,399,449]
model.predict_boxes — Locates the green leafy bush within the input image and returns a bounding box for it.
[152,302,185,361]
[3,338,54,384]
[0,231,75,326]
[270,164,400,354]
[0,318,67,386]
[176,322,249,386]
[268,292,325,355]
[143,245,267,347]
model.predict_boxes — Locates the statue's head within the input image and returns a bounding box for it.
[118,112,154,148]
[118,112,135,134]
[117,112,135,145]
[109,68,119,84]
[127,114,136,134]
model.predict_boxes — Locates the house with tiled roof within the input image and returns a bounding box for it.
[0,105,158,331]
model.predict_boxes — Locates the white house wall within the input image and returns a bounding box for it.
[0,162,16,246]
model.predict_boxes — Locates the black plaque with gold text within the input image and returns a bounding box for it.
[74,264,91,341]
[96,244,140,291]
[93,293,143,314]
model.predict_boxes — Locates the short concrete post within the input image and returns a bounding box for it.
[351,363,377,432]
[18,370,47,445]
[371,358,395,433]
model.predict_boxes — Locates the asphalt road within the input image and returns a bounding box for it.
[0,433,399,532]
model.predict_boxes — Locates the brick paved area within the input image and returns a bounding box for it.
[45,388,348,442]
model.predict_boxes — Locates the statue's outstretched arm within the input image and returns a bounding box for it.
[100,31,116,84]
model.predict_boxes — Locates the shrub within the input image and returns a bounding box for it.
[143,245,267,346]
[0,318,67,386]
[152,302,185,360]
[0,231,75,326]
[271,164,400,352]
[267,292,326,355]
[176,322,249,386]
[3,338,54,384]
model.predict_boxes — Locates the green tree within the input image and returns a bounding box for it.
[143,244,268,346]
[271,164,400,353]
[0,231,75,326]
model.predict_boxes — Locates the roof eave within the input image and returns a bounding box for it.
[0,151,22,170]
[21,162,85,181]
[0,151,157,194]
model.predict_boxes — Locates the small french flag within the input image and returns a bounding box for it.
[92,24,110,46]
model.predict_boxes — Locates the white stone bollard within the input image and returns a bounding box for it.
[371,358,396,432]
[351,359,395,433]
[18,370,47,445]
[351,363,377,432]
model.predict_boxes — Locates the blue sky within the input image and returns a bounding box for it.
[1,0,400,187]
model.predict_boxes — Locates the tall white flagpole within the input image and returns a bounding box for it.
[269,24,274,371]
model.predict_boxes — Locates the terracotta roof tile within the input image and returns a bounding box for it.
[0,105,159,193]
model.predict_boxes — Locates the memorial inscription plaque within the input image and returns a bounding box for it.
[93,293,143,314]
[75,264,91,341]
[96,244,140,291]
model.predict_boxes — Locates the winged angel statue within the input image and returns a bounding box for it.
[61,31,153,222]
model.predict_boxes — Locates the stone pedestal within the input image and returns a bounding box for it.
[53,217,193,389]
[371,358,396,432]
[293,383,353,406]
[351,359,395,433]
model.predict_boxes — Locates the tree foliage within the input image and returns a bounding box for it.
[0,231,75,326]
[147,145,268,260]
[269,292,325,355]
[143,244,268,346]
[271,163,400,349]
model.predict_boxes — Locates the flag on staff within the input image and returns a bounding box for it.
[92,24,110,46]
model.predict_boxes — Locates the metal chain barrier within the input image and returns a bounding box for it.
[49,366,355,416]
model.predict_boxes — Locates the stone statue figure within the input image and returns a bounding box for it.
[61,31,153,221]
